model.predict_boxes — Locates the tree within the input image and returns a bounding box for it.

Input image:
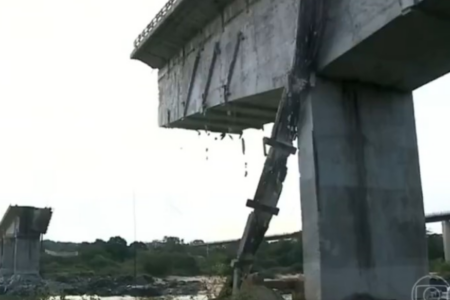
[190,240,205,245]
[163,236,181,245]
[428,233,444,261]
[105,236,130,262]
[162,236,185,252]
[130,241,147,251]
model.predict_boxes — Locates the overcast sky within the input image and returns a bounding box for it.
[0,0,448,243]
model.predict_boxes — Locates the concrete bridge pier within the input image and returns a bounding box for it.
[443,221,450,263]
[298,78,428,300]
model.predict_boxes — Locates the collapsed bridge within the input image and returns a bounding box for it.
[131,0,450,299]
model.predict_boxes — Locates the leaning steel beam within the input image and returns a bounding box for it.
[228,0,326,295]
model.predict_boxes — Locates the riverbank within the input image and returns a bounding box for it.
[0,274,224,298]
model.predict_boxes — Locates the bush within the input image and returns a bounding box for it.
[141,252,172,276]
[88,254,116,269]
[431,259,450,277]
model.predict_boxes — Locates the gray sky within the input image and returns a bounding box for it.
[0,0,448,243]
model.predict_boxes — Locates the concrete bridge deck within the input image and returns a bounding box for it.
[132,0,450,133]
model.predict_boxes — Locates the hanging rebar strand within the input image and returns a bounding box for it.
[241,138,248,177]
[227,0,327,296]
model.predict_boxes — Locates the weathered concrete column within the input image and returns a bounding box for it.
[0,237,41,277]
[298,78,428,300]
[443,221,450,263]
[14,238,41,276]
[0,237,15,277]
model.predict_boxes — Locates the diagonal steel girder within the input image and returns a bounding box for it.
[229,0,327,294]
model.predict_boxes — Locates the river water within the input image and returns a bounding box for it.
[50,276,294,299]
[52,296,208,300]
[63,296,208,300]
[56,295,291,300]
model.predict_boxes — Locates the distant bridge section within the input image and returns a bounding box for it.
[44,249,79,258]
[193,231,299,248]
[425,211,450,224]
[194,211,450,262]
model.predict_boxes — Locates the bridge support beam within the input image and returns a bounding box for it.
[443,221,450,263]
[298,78,428,300]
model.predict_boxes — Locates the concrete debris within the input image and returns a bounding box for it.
[0,274,49,297]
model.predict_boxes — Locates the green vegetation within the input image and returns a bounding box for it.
[428,231,450,277]
[41,232,450,280]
